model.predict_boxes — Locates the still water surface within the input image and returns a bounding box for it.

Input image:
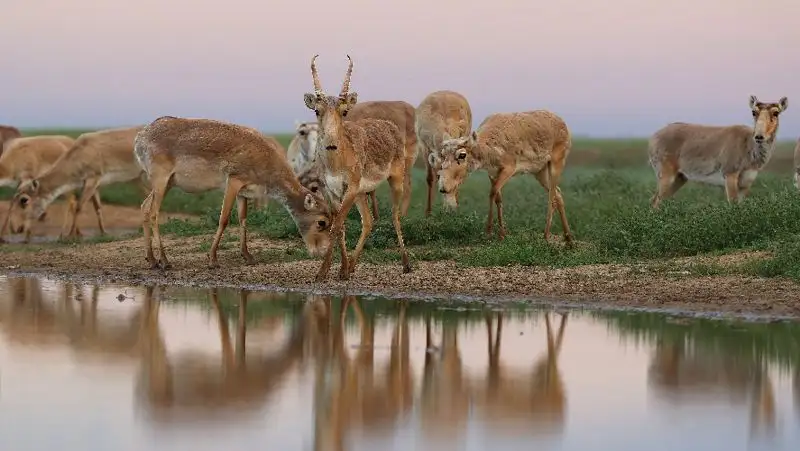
[0,275,798,451]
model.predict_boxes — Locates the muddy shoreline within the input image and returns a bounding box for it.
[2,233,799,321]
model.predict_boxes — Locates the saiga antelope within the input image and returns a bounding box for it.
[415,91,472,216]
[649,95,788,207]
[303,55,412,281]
[432,110,573,244]
[134,116,332,270]
[0,135,80,241]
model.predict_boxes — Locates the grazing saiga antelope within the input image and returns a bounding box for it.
[303,55,412,281]
[432,110,573,244]
[649,95,789,207]
[134,116,332,270]
[16,126,148,240]
[416,90,472,216]
[0,135,77,241]
[345,100,418,219]
[0,125,21,154]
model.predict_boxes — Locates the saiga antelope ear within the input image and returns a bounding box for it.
[779,97,789,112]
[341,92,358,107]
[304,193,317,210]
[467,131,478,146]
[749,95,759,110]
[303,93,317,110]
[428,153,438,167]
[31,179,40,192]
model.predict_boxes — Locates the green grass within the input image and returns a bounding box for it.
[6,127,800,280]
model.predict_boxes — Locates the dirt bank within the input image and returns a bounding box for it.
[1,228,799,319]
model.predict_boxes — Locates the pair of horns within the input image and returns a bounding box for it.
[310,54,353,98]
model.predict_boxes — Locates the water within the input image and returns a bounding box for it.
[0,275,798,451]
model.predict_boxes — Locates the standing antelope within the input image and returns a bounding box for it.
[16,126,147,240]
[416,91,472,216]
[649,95,789,207]
[134,116,332,270]
[345,100,418,219]
[303,54,412,281]
[0,135,78,241]
[432,110,573,244]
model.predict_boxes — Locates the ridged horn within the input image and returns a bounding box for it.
[339,55,353,98]
[311,54,322,94]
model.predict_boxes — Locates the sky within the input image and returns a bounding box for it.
[2,0,799,138]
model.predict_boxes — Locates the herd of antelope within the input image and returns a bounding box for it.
[0,55,795,281]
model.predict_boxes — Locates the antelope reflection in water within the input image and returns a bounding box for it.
[312,295,413,451]
[418,311,471,444]
[0,277,159,362]
[135,288,313,424]
[474,311,568,437]
[648,336,778,438]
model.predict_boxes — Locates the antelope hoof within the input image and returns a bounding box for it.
[338,263,351,281]
[498,228,507,240]
[148,260,161,270]
[314,272,328,283]
[208,261,220,269]
[242,253,256,265]
[402,257,412,274]
[0,237,6,244]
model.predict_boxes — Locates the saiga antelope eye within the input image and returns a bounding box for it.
[317,220,327,229]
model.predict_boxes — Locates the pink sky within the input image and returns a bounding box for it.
[3,0,799,137]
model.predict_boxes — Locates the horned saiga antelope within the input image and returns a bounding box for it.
[303,55,412,281]
[432,110,573,244]
[345,100,418,219]
[649,95,788,207]
[416,90,472,215]
[134,116,332,270]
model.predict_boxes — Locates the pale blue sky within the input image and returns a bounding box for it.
[3,0,799,137]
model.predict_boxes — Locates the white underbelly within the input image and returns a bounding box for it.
[99,169,140,186]
[325,173,345,200]
[684,170,726,186]
[358,178,380,192]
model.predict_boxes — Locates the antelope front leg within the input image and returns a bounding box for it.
[209,179,245,268]
[89,191,107,235]
[425,157,435,217]
[368,191,380,221]
[236,195,255,265]
[0,194,20,243]
[315,188,358,282]
[490,167,515,240]
[346,194,374,278]
[485,175,497,236]
[724,172,740,204]
[140,191,157,268]
[68,178,101,238]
